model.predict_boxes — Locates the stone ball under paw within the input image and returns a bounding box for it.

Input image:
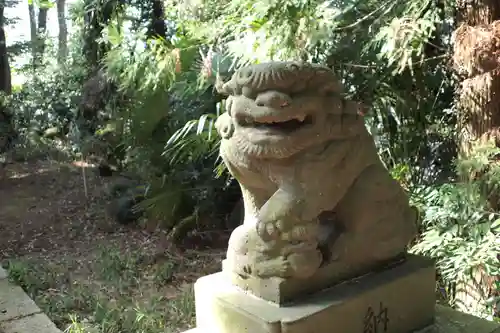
[286,248,323,279]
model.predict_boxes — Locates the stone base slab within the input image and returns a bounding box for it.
[194,255,436,333]
[183,305,500,333]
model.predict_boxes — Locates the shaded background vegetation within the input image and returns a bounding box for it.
[0,0,498,328]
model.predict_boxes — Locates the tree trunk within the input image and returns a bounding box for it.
[452,0,500,318]
[83,2,99,68]
[0,0,14,166]
[34,6,48,66]
[0,1,11,94]
[28,1,36,67]
[57,0,67,64]
[147,0,166,39]
[454,0,500,155]
[83,0,114,70]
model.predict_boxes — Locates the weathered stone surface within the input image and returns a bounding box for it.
[215,61,418,303]
[0,267,7,280]
[195,255,436,333]
[221,254,408,304]
[0,313,62,333]
[0,280,40,322]
[183,305,500,333]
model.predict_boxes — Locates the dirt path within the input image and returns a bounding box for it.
[1,160,117,257]
[0,159,224,332]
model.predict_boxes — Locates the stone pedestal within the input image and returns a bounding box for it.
[189,255,437,333]
[184,305,500,333]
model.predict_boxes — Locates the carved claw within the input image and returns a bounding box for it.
[256,221,281,241]
[230,260,252,279]
[256,256,293,278]
[243,265,252,275]
[276,257,293,277]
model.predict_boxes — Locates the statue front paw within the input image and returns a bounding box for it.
[254,255,293,278]
[276,256,293,277]
[256,220,282,241]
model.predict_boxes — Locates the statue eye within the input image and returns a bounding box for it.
[239,68,253,80]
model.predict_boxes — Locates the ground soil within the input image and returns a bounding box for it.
[0,158,227,331]
[0,159,228,258]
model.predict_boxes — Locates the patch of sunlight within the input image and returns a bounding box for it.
[9,167,53,179]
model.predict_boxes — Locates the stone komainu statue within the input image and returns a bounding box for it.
[214,62,417,284]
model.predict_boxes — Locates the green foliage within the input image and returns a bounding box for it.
[412,183,499,278]
[176,0,457,182]
[172,0,494,318]
[2,0,498,322]
[100,22,235,234]
[10,64,84,135]
[410,146,500,318]
[5,259,64,297]
[373,0,448,74]
[2,246,197,333]
[185,0,343,64]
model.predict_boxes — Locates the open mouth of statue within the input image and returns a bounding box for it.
[243,115,313,133]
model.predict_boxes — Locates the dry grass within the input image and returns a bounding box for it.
[0,159,225,333]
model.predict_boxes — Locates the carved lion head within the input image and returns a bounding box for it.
[215,62,363,159]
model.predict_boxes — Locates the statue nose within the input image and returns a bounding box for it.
[255,91,292,108]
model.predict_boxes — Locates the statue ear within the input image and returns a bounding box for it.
[215,112,235,139]
[215,73,233,96]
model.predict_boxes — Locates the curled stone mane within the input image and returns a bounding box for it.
[215,112,234,140]
[218,62,344,97]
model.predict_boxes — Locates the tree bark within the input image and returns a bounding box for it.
[456,0,500,26]
[0,1,11,94]
[452,0,500,318]
[83,0,114,70]
[30,0,49,69]
[147,0,166,39]
[454,0,500,156]
[0,0,14,158]
[57,0,67,64]
[28,1,36,67]
[34,5,48,66]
